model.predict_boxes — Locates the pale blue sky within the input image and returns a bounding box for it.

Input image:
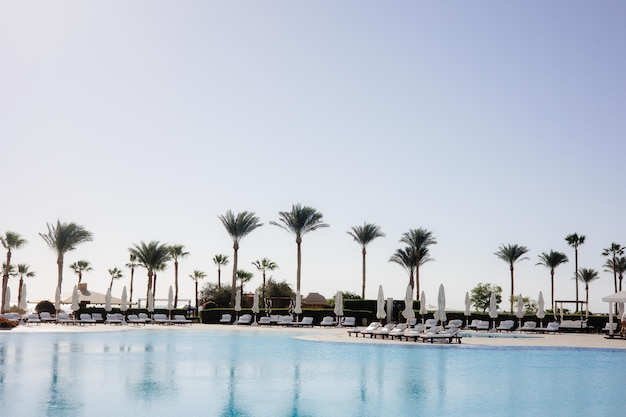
[2,1,625,312]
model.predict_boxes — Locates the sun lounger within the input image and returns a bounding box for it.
[91,313,104,323]
[39,312,56,323]
[372,323,396,339]
[56,312,75,325]
[496,320,515,332]
[319,316,335,327]
[292,316,314,327]
[269,315,282,325]
[27,313,41,325]
[388,323,408,339]
[535,322,560,334]
[342,317,356,327]
[105,313,124,325]
[219,314,232,324]
[402,324,430,341]
[258,316,271,325]
[601,322,618,333]
[445,319,463,329]
[79,313,96,325]
[127,314,145,325]
[559,320,588,332]
[421,327,462,343]
[476,320,491,331]
[468,319,481,330]
[519,321,537,332]
[348,321,381,337]
[138,313,151,324]
[172,314,192,325]
[279,315,294,326]
[424,318,438,329]
[237,314,252,325]
[153,313,171,325]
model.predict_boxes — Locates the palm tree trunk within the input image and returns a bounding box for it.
[262,271,266,300]
[57,255,64,293]
[174,260,179,308]
[574,248,579,312]
[231,243,238,307]
[195,280,199,311]
[78,271,82,284]
[550,268,555,311]
[146,271,153,301]
[415,264,420,301]
[109,277,114,289]
[620,273,623,292]
[129,267,135,302]
[153,273,158,298]
[613,255,618,293]
[361,248,366,299]
[510,264,515,313]
[585,284,589,316]
[296,238,302,293]
[217,266,221,289]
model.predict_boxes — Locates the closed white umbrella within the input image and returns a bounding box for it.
[234,290,241,321]
[464,292,471,329]
[294,290,302,320]
[433,284,446,325]
[54,286,61,313]
[537,291,545,328]
[376,285,386,323]
[515,294,524,329]
[489,292,498,330]
[71,285,80,313]
[402,285,415,325]
[419,291,427,324]
[167,286,173,320]
[120,286,128,313]
[19,283,27,311]
[251,289,260,326]
[104,288,112,312]
[334,291,343,327]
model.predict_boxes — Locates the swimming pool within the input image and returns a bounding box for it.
[1,328,623,416]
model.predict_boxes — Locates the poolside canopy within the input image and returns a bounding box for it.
[602,291,626,335]
[62,283,122,306]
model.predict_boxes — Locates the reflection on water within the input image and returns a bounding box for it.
[0,330,625,416]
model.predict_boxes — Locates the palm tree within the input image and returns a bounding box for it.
[107,267,123,290]
[213,254,229,289]
[602,243,624,293]
[39,220,93,295]
[389,247,417,287]
[270,204,329,293]
[236,269,254,302]
[125,254,139,302]
[605,256,626,292]
[16,263,35,306]
[494,243,530,313]
[565,233,585,311]
[218,210,263,306]
[69,260,93,284]
[577,268,599,317]
[399,228,437,300]
[189,270,207,311]
[169,244,190,308]
[347,223,385,298]
[536,250,569,310]
[1,231,27,313]
[128,241,171,301]
[252,258,278,300]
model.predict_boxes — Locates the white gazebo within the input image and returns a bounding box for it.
[601,291,626,336]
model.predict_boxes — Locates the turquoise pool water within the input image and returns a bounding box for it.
[0,328,623,416]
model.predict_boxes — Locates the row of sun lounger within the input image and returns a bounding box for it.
[347,322,463,343]
[15,312,193,326]
[219,314,358,327]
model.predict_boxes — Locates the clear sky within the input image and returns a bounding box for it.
[2,1,625,313]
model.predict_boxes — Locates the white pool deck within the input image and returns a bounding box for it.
[8,322,626,350]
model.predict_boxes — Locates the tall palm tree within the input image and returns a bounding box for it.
[236,269,254,303]
[218,210,263,306]
[565,233,585,311]
[125,254,139,302]
[107,267,123,290]
[128,241,171,301]
[399,228,437,300]
[605,256,626,292]
[189,270,207,311]
[169,244,190,308]
[389,247,416,287]
[252,258,278,300]
[347,223,385,299]
[494,243,530,313]
[69,260,93,284]
[40,220,93,295]
[536,250,569,310]
[270,204,329,293]
[1,231,27,313]
[16,263,35,307]
[213,254,229,289]
[577,268,599,317]
[602,242,624,293]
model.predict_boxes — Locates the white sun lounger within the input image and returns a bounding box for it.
[79,313,96,325]
[347,321,381,337]
[27,313,41,325]
[421,327,462,344]
[519,321,537,332]
[172,314,192,325]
